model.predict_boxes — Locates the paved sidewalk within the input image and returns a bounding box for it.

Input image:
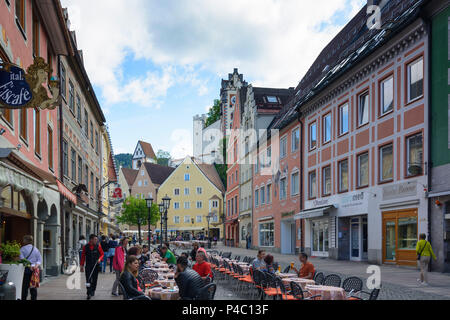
[213,244,450,299]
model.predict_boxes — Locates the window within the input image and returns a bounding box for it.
[212,200,218,208]
[33,108,40,155]
[15,0,25,33]
[323,113,331,143]
[267,147,272,168]
[407,58,424,102]
[84,165,88,187]
[174,202,180,210]
[358,92,369,126]
[196,215,202,223]
[90,172,94,196]
[71,148,76,181]
[174,188,180,196]
[196,201,202,209]
[381,76,394,115]
[95,131,99,153]
[196,187,202,194]
[291,172,299,195]
[19,109,27,140]
[280,177,287,200]
[309,171,317,199]
[184,216,191,223]
[255,189,259,207]
[280,136,287,158]
[60,64,66,99]
[184,202,190,209]
[380,144,393,182]
[47,47,53,83]
[292,128,300,152]
[184,174,190,181]
[259,222,274,247]
[339,103,349,135]
[338,160,348,192]
[143,180,148,186]
[397,217,417,250]
[260,186,265,205]
[174,216,180,224]
[95,178,99,196]
[32,12,39,57]
[266,96,278,103]
[78,156,82,184]
[322,166,331,196]
[267,184,272,204]
[357,153,369,188]
[84,109,88,136]
[406,133,423,177]
[184,188,189,195]
[62,140,68,177]
[48,126,53,170]
[309,122,317,149]
[90,121,93,145]
[68,80,75,113]
[76,95,81,123]
[137,180,142,187]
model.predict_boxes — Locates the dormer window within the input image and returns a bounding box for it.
[266,96,278,103]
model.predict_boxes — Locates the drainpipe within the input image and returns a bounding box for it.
[298,111,304,253]
[58,55,66,271]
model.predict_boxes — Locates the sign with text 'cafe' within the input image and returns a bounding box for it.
[0,57,59,110]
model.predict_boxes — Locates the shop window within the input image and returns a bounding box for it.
[259,222,274,247]
[407,57,424,102]
[380,144,393,182]
[397,217,417,250]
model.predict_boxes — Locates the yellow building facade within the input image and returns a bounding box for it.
[158,157,224,239]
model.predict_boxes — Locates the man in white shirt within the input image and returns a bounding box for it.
[19,235,42,300]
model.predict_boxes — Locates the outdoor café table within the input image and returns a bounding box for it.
[278,273,298,279]
[156,279,176,287]
[282,277,315,290]
[305,285,347,300]
[147,287,180,300]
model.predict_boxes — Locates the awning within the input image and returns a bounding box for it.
[57,180,77,205]
[258,215,274,222]
[294,205,336,220]
[427,190,450,198]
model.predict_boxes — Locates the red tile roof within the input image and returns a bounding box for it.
[143,163,175,186]
[139,141,156,159]
[121,168,139,186]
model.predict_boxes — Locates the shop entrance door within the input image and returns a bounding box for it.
[383,218,397,263]
[311,220,329,257]
[350,218,361,261]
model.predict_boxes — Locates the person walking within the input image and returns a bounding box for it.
[112,237,128,296]
[80,234,104,300]
[107,235,118,273]
[19,235,42,300]
[416,233,437,286]
[100,235,109,273]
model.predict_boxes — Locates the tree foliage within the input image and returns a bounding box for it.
[114,153,133,169]
[205,99,221,128]
[116,196,160,227]
[156,150,172,166]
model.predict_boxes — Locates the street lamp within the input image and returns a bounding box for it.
[145,197,153,245]
[161,195,171,244]
[205,211,215,249]
[158,203,165,246]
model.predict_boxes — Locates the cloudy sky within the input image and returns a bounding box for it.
[60,0,365,158]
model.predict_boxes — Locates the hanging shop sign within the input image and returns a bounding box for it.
[112,187,123,199]
[0,57,59,110]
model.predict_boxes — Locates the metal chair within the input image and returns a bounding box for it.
[195,283,217,300]
[118,281,151,300]
[275,277,296,300]
[313,271,325,285]
[290,281,321,300]
[351,287,381,300]
[323,274,342,287]
[342,276,363,293]
[282,265,291,273]
[139,268,159,287]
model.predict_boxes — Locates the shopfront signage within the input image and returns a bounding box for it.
[382,182,417,201]
[0,57,59,110]
[112,187,123,199]
[305,191,369,217]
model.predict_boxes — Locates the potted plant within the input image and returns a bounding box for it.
[0,241,28,300]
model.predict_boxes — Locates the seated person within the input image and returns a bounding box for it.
[192,251,212,281]
[264,254,275,274]
[251,250,267,271]
[119,255,150,300]
[160,245,177,265]
[128,246,146,270]
[175,256,205,300]
[190,242,199,261]
[292,253,315,280]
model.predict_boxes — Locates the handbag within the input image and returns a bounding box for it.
[24,246,35,276]
[417,241,428,261]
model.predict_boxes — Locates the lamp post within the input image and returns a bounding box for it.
[205,211,215,249]
[145,197,153,245]
[162,195,171,244]
[158,203,165,246]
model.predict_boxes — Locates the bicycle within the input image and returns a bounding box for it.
[62,248,79,275]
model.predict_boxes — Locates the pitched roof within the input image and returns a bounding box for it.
[252,87,295,110]
[121,168,139,186]
[195,161,225,194]
[138,141,156,159]
[143,163,175,186]
[293,0,427,111]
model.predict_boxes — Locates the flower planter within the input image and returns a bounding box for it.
[0,264,25,300]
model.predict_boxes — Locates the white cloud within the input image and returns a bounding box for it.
[170,129,193,159]
[61,0,365,106]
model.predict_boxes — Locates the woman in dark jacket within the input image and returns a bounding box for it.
[119,255,149,300]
